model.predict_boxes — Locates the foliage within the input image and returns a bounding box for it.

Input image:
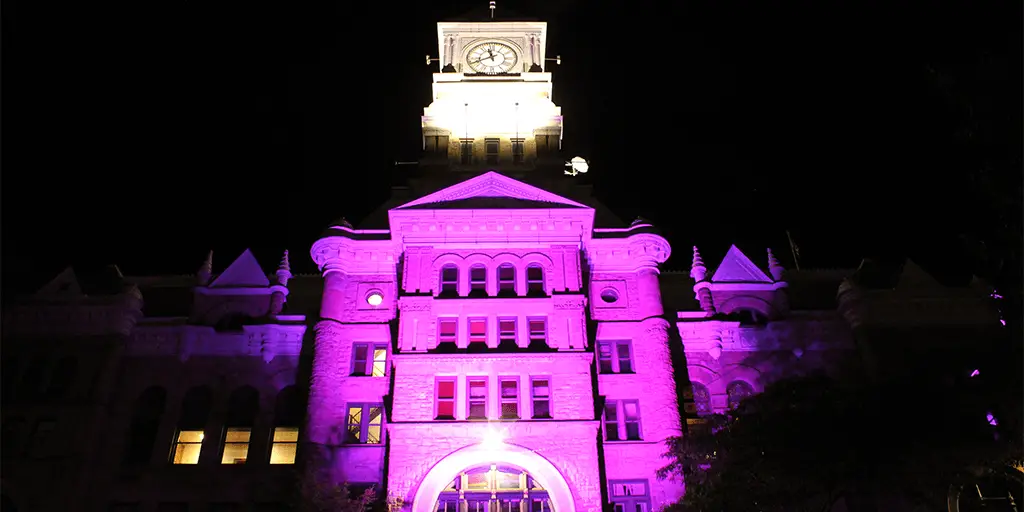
[661,373,1022,511]
[293,447,384,512]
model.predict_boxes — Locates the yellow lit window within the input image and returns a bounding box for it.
[269,427,298,464]
[372,347,387,377]
[171,430,204,464]
[220,428,250,464]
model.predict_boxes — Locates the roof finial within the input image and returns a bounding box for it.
[690,246,708,282]
[767,248,785,281]
[275,250,292,287]
[197,250,213,285]
[489,1,496,19]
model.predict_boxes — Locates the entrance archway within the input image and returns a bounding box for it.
[412,442,575,512]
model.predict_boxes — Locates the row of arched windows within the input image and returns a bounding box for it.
[439,263,546,298]
[690,380,755,416]
[123,385,304,467]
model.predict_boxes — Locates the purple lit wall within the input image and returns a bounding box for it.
[307,172,682,511]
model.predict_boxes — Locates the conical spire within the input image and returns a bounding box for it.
[275,250,292,287]
[690,246,708,282]
[197,250,213,286]
[767,248,785,281]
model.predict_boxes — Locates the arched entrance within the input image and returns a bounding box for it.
[412,442,575,512]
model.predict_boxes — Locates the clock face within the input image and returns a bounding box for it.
[467,42,518,74]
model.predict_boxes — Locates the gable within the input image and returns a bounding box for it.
[34,267,83,297]
[711,245,773,283]
[895,259,944,291]
[209,249,270,288]
[393,171,589,210]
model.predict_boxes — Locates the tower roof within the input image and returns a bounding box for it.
[445,4,539,22]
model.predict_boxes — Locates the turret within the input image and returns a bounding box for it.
[269,250,292,316]
[690,246,716,315]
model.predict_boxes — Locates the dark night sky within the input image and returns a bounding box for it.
[3,1,1020,293]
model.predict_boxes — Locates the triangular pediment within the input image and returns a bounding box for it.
[895,259,944,290]
[394,171,589,210]
[34,267,83,297]
[711,245,773,283]
[209,249,270,288]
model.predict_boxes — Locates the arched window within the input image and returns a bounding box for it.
[726,381,754,411]
[497,264,516,296]
[270,386,303,464]
[221,386,259,464]
[734,308,767,326]
[45,356,77,399]
[122,386,167,466]
[171,386,212,464]
[440,265,459,296]
[436,464,551,512]
[526,265,545,296]
[691,383,712,417]
[469,264,488,297]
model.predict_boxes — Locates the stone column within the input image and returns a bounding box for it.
[319,271,347,321]
[635,267,665,319]
[639,317,686,508]
[306,321,349,461]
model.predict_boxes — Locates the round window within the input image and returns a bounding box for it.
[600,288,619,303]
[365,290,384,307]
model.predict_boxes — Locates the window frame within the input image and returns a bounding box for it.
[608,479,651,512]
[440,265,459,295]
[528,317,547,344]
[485,137,500,165]
[437,318,458,345]
[468,317,488,345]
[511,138,525,164]
[604,399,643,442]
[345,403,384,445]
[435,378,457,420]
[351,342,388,377]
[170,429,205,464]
[499,377,520,419]
[469,264,488,295]
[497,263,516,295]
[220,427,251,464]
[460,138,473,165]
[269,426,299,464]
[498,317,517,343]
[597,340,635,374]
[530,377,552,419]
[467,377,488,420]
[526,265,545,295]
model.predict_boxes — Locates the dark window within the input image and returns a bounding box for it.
[426,135,449,155]
[485,138,499,164]
[597,341,634,374]
[352,343,388,377]
[460,139,473,164]
[123,386,167,466]
[692,383,712,416]
[500,379,519,419]
[438,319,458,345]
[468,378,487,419]
[512,139,525,163]
[526,265,545,296]
[727,381,754,410]
[497,264,516,296]
[221,386,259,464]
[469,265,487,296]
[436,379,456,419]
[440,265,459,296]
[604,400,642,441]
[498,318,517,349]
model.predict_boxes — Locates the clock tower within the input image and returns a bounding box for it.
[421,8,563,173]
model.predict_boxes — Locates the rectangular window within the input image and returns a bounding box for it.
[220,427,250,464]
[597,340,634,374]
[500,378,519,419]
[485,138,499,164]
[426,135,449,154]
[498,318,517,342]
[528,318,547,344]
[269,427,298,464]
[171,430,204,464]
[604,400,642,442]
[436,379,456,419]
[460,139,473,164]
[468,318,487,345]
[438,319,457,344]
[468,378,488,419]
[531,378,551,419]
[30,418,56,457]
[512,138,525,163]
[345,404,383,444]
[610,480,651,512]
[351,343,388,377]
